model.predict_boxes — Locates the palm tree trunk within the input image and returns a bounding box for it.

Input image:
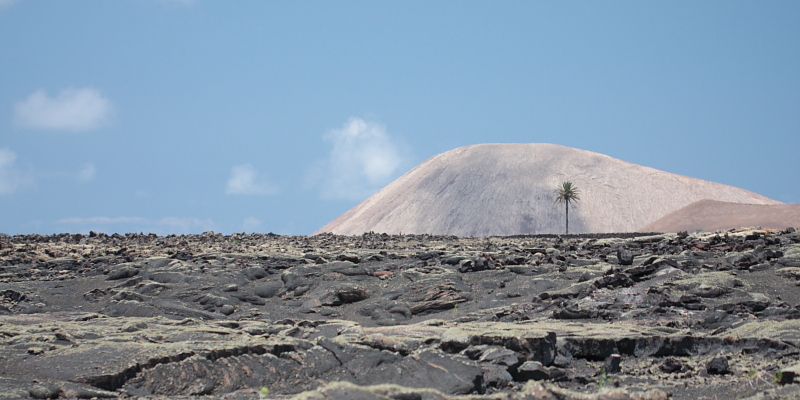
[565,201,569,234]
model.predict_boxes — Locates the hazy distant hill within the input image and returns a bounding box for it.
[640,199,800,233]
[316,143,780,236]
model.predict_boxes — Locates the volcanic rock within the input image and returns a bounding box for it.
[706,356,730,375]
[1,230,800,400]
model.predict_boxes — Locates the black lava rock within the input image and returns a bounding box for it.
[706,356,730,375]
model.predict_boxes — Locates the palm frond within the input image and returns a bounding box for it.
[553,181,580,204]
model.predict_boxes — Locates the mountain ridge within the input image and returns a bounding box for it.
[641,199,800,232]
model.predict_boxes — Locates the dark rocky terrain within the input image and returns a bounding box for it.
[2,228,800,399]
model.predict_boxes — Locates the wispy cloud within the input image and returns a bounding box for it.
[58,216,148,225]
[242,216,262,233]
[57,216,215,235]
[311,117,408,200]
[157,217,215,232]
[0,148,92,194]
[15,88,114,131]
[0,0,17,9]
[0,148,33,195]
[76,163,96,183]
[225,164,278,195]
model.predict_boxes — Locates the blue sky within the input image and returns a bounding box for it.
[1,1,798,235]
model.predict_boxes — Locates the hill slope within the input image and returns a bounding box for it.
[640,199,800,232]
[316,143,780,236]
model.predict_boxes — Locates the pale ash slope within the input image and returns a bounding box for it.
[316,143,780,236]
[641,199,800,233]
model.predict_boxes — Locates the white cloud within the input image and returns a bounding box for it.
[313,117,407,200]
[0,148,18,195]
[56,216,215,235]
[156,217,215,232]
[242,216,262,233]
[15,88,114,131]
[0,150,98,194]
[76,163,96,183]
[58,216,148,225]
[0,148,33,195]
[225,164,278,195]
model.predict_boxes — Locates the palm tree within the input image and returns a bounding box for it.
[554,181,580,234]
